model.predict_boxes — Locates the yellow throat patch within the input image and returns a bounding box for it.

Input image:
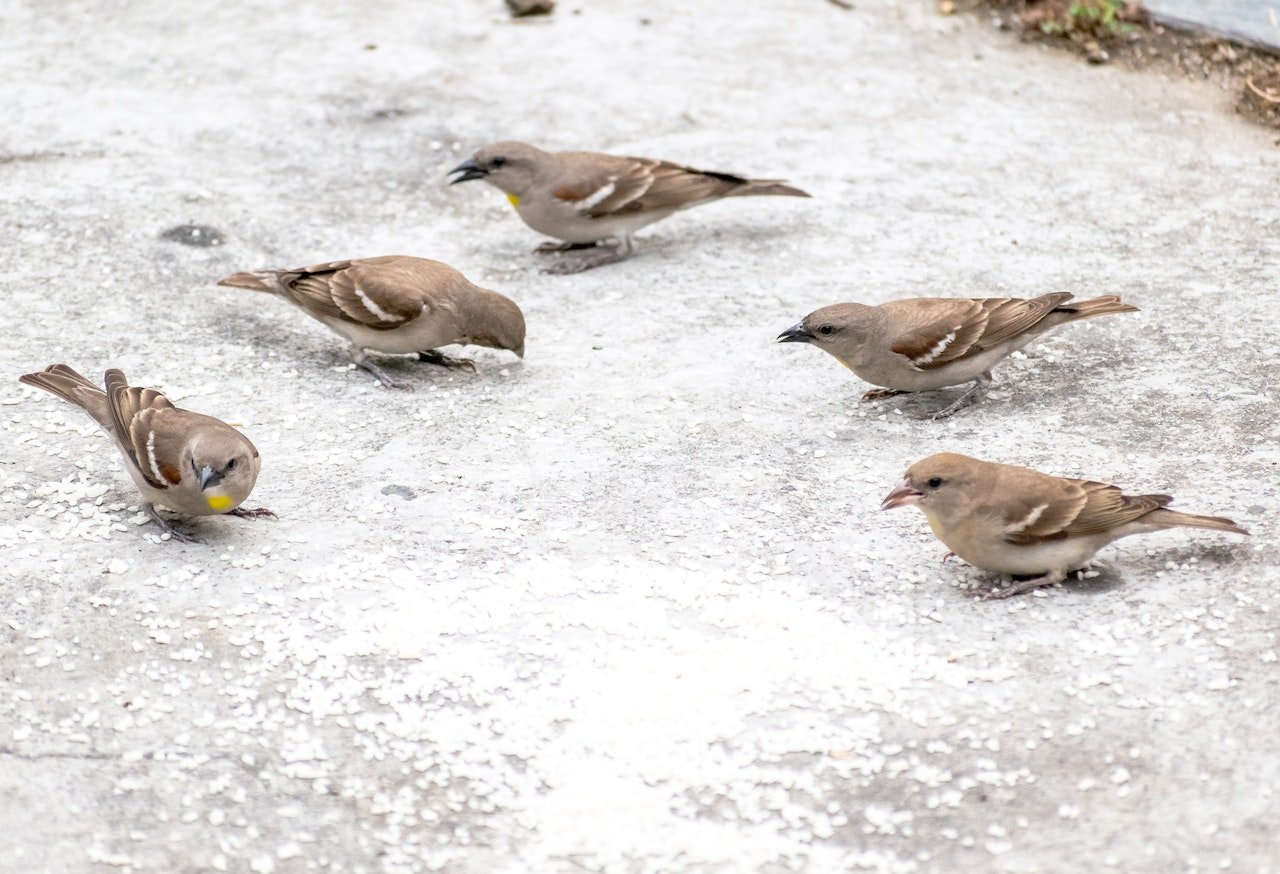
[507,193,521,208]
[206,494,234,512]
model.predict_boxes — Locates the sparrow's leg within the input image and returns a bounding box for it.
[978,569,1066,600]
[417,350,478,372]
[925,372,993,421]
[861,388,908,402]
[534,241,600,253]
[941,551,956,563]
[348,345,413,390]
[228,507,277,520]
[545,237,633,275]
[144,503,203,543]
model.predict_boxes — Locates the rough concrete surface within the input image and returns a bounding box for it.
[3,1,1279,872]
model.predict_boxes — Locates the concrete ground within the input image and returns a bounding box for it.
[3,1,1278,872]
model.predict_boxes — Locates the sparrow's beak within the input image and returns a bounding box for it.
[447,159,487,184]
[776,322,815,344]
[880,481,922,510]
[199,465,223,490]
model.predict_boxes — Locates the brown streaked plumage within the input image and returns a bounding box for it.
[18,365,270,542]
[778,293,1138,418]
[448,141,810,273]
[881,452,1249,599]
[217,256,525,389]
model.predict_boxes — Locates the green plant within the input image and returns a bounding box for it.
[1038,0,1134,38]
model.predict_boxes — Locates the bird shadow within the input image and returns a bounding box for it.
[861,389,972,422]
[1057,567,1126,596]
[970,566,1126,600]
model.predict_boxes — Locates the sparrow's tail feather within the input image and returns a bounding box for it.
[217,271,283,293]
[1053,295,1141,323]
[19,364,112,427]
[724,179,812,199]
[1147,508,1250,537]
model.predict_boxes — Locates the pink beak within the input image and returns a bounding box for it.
[880,480,922,510]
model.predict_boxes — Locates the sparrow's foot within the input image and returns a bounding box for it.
[146,504,203,543]
[922,374,993,421]
[941,551,956,563]
[534,241,600,254]
[417,350,478,372]
[977,572,1064,600]
[345,344,414,390]
[544,240,631,275]
[923,384,985,420]
[228,507,277,520]
[861,388,908,402]
[358,360,414,390]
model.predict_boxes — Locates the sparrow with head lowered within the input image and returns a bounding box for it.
[218,256,526,389]
[19,365,272,542]
[881,452,1249,599]
[448,141,811,274]
[778,292,1138,418]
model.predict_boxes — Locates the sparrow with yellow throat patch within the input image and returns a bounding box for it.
[778,293,1138,418]
[448,141,811,274]
[881,452,1249,599]
[19,365,272,542]
[217,256,526,389]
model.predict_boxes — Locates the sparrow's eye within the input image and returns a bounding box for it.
[926,476,943,489]
[226,458,237,471]
[490,156,507,168]
[819,324,835,336]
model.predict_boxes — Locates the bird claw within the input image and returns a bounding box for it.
[377,375,415,390]
[976,574,1062,600]
[353,360,414,390]
[542,243,630,274]
[229,507,277,520]
[922,402,968,421]
[941,551,956,564]
[418,350,478,372]
[861,388,907,402]
[534,241,598,254]
[923,379,989,420]
[543,257,599,275]
[147,505,203,543]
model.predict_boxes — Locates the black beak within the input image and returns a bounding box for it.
[199,465,223,490]
[447,159,487,184]
[777,322,815,344]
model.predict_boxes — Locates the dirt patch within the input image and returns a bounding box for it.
[959,0,1280,130]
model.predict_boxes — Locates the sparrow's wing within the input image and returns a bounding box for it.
[1000,474,1170,545]
[555,156,747,218]
[887,298,990,370]
[104,369,182,489]
[285,260,426,330]
[972,293,1075,348]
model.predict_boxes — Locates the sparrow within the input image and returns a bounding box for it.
[881,452,1249,599]
[217,256,526,389]
[448,141,811,274]
[18,365,272,542]
[777,293,1139,418]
